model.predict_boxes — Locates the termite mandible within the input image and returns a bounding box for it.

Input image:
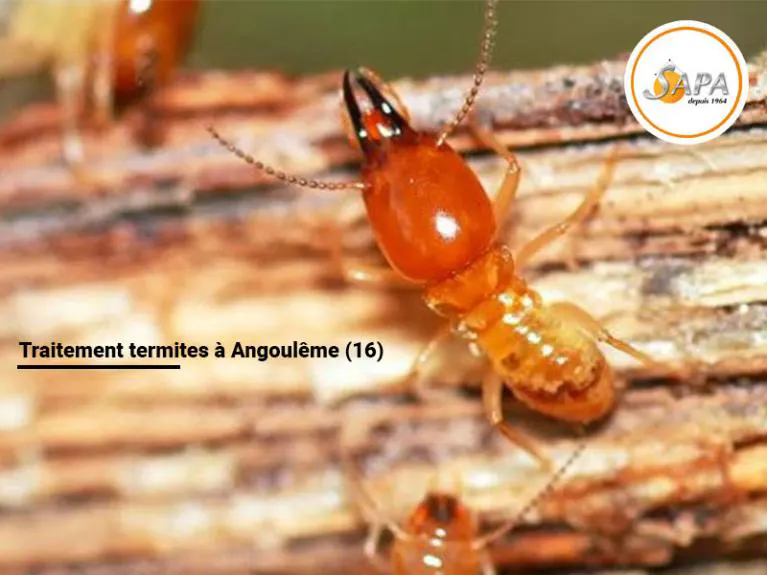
[207,0,681,470]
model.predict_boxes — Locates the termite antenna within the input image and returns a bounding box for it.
[339,417,416,544]
[470,441,586,550]
[206,125,366,191]
[436,0,499,146]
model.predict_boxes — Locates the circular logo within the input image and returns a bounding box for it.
[624,20,749,145]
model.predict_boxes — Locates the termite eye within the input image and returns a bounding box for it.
[342,68,411,153]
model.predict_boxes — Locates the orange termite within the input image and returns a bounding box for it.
[207,0,676,469]
[341,424,586,575]
[0,0,199,176]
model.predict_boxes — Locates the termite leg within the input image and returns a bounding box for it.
[54,63,107,189]
[480,552,497,575]
[339,419,413,566]
[516,146,620,269]
[325,219,415,288]
[90,2,118,128]
[54,63,87,172]
[334,259,412,287]
[705,440,743,508]
[405,323,467,402]
[548,301,690,380]
[91,52,114,128]
[482,372,555,471]
[465,115,521,228]
[362,522,388,574]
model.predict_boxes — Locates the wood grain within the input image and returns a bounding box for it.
[2,52,767,574]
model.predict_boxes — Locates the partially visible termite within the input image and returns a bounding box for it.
[341,420,586,575]
[207,0,685,470]
[0,0,199,179]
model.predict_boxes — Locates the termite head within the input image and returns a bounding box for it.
[112,0,199,103]
[393,492,482,574]
[343,69,496,285]
[405,492,475,541]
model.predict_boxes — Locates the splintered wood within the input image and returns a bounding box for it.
[2,55,767,574]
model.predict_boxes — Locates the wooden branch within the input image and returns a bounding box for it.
[2,55,767,211]
[2,53,767,574]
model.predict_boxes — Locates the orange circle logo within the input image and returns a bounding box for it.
[624,21,748,145]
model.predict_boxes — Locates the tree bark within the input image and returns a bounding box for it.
[2,55,767,574]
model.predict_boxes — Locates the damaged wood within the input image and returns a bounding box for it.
[0,387,765,570]
[2,53,767,574]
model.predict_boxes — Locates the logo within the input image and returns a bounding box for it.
[624,20,748,145]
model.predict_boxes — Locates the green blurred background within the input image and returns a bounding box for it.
[187,0,767,77]
[2,0,767,118]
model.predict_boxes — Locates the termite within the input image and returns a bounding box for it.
[340,419,586,575]
[0,0,199,178]
[110,0,200,105]
[207,0,680,469]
